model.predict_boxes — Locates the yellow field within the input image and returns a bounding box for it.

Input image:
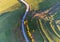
[0,0,18,13]
[25,0,43,10]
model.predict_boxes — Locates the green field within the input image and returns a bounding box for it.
[0,0,60,42]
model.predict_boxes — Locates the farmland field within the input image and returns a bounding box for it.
[0,0,60,42]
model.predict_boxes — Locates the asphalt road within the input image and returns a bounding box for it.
[19,0,30,42]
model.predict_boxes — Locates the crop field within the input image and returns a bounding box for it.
[0,0,60,42]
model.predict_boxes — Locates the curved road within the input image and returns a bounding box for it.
[18,0,29,42]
